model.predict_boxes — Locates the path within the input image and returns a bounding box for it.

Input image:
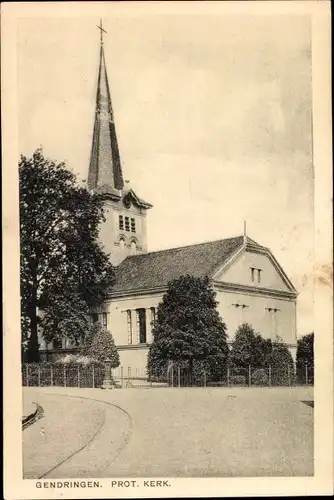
[23,386,313,478]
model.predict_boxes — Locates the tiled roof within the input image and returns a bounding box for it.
[111,235,257,294]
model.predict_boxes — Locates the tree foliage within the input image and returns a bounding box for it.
[39,293,91,346]
[230,323,272,369]
[266,338,295,385]
[147,275,229,380]
[20,149,115,361]
[296,332,314,383]
[230,324,295,385]
[80,323,120,367]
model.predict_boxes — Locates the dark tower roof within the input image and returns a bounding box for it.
[88,29,124,196]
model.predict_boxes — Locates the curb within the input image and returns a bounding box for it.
[22,403,43,430]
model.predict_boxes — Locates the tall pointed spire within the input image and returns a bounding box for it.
[88,21,124,195]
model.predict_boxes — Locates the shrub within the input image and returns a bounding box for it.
[251,368,269,386]
[230,375,246,386]
[81,323,120,367]
[147,275,229,379]
[296,333,314,384]
[22,358,105,388]
[55,354,77,364]
[230,324,272,369]
[266,340,295,386]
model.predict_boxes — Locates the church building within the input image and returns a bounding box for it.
[40,27,298,369]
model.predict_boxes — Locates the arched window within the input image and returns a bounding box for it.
[130,240,137,255]
[119,237,125,250]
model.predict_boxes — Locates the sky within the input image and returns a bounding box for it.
[17,13,314,336]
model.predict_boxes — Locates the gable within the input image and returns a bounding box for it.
[214,249,296,293]
[122,189,153,210]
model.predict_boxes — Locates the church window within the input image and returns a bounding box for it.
[119,237,125,250]
[119,215,124,230]
[127,310,132,344]
[136,308,147,344]
[125,216,130,232]
[130,240,137,255]
[250,267,255,282]
[257,269,262,283]
[102,312,108,327]
[131,218,136,233]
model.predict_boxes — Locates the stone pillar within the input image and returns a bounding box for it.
[102,359,114,389]
[135,309,140,344]
[130,310,136,344]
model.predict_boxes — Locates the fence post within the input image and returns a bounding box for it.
[178,366,181,388]
[287,364,291,387]
[78,365,80,388]
[268,365,272,387]
[38,364,41,387]
[26,365,29,387]
[92,364,95,389]
[248,365,251,387]
[203,370,207,388]
[305,363,309,386]
[227,366,230,387]
[50,364,53,387]
[64,364,67,388]
[171,366,174,388]
[120,366,123,388]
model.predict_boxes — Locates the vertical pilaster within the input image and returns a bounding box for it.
[130,309,136,344]
[146,309,152,344]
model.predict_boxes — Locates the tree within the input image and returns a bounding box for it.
[230,323,272,370]
[296,332,314,384]
[39,293,92,347]
[266,337,295,385]
[20,149,115,361]
[147,275,229,381]
[80,323,120,366]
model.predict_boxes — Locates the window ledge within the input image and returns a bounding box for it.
[117,343,150,350]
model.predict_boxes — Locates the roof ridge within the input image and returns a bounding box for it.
[120,235,246,263]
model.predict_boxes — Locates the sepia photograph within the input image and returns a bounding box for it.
[2,1,332,498]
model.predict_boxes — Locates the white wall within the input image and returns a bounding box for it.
[217,249,292,292]
[215,288,297,345]
[104,285,297,371]
[98,196,149,266]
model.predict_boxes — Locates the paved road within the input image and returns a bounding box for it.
[23,386,313,478]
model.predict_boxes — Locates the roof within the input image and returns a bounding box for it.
[123,188,153,209]
[111,235,252,294]
[88,43,124,191]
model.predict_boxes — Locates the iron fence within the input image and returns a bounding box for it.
[22,363,105,388]
[22,363,313,389]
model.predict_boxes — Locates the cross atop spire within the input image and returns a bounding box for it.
[97,18,107,45]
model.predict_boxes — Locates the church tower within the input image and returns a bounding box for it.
[88,21,152,266]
